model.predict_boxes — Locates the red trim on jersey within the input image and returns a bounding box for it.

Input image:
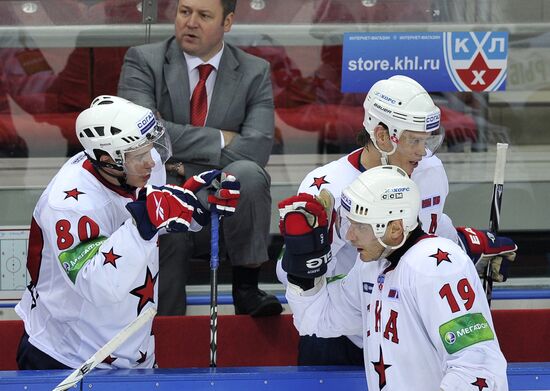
[83,159,136,200]
[27,217,44,284]
[346,148,365,172]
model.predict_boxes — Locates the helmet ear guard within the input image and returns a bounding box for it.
[363,75,443,159]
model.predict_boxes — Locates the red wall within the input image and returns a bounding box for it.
[1,310,548,371]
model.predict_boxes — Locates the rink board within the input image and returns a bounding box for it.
[1,363,550,390]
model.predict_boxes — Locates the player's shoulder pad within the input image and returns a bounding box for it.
[401,236,471,277]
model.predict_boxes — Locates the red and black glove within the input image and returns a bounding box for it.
[183,170,240,217]
[278,193,333,288]
[126,185,205,240]
[456,226,518,282]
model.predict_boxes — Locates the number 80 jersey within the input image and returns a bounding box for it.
[16,152,161,369]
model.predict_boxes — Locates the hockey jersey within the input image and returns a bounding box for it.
[15,152,165,369]
[287,227,508,391]
[298,148,457,276]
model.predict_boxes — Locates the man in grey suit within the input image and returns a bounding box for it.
[118,0,282,317]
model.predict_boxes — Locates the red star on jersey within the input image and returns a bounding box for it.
[102,248,122,268]
[130,267,158,315]
[137,350,148,364]
[64,188,85,200]
[102,355,117,365]
[471,377,489,390]
[310,175,329,190]
[456,53,502,92]
[371,346,391,389]
[430,248,451,266]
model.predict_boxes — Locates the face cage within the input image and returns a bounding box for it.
[118,123,173,175]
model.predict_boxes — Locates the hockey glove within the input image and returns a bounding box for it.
[126,185,205,240]
[183,170,241,216]
[278,193,333,289]
[456,226,518,282]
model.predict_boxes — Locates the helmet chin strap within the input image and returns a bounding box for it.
[89,156,135,191]
[375,141,398,166]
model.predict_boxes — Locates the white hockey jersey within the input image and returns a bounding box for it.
[15,152,165,369]
[298,148,457,277]
[287,228,508,391]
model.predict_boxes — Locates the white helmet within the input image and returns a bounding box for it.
[90,95,130,107]
[340,165,420,240]
[76,96,172,171]
[363,75,443,160]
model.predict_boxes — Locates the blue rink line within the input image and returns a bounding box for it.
[1,363,550,390]
[2,289,550,308]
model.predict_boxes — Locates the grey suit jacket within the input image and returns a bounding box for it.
[118,37,275,180]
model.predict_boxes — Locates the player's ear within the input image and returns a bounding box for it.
[98,153,115,164]
[387,220,404,244]
[373,124,391,149]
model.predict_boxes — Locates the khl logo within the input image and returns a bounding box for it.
[443,31,508,92]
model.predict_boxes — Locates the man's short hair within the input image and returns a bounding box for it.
[221,0,236,19]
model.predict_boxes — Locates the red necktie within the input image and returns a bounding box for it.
[190,64,214,126]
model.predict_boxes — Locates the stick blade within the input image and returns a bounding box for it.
[52,357,95,391]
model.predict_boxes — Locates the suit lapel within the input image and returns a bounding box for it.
[164,39,190,125]
[207,46,241,127]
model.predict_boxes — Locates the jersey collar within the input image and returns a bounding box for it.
[347,148,367,172]
[83,159,136,200]
[386,226,431,268]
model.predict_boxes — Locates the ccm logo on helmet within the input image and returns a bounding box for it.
[382,186,410,200]
[382,193,404,200]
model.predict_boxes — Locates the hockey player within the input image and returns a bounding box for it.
[15,96,240,370]
[277,75,517,365]
[280,165,508,390]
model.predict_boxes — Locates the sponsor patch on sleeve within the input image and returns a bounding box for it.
[58,237,107,283]
[439,313,495,354]
[363,282,374,293]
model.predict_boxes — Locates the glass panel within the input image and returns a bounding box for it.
[0,0,548,298]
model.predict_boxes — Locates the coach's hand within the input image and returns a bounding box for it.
[456,227,517,282]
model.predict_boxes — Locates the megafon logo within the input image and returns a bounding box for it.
[443,31,508,92]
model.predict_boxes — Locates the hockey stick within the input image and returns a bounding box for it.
[52,307,156,391]
[209,210,220,368]
[484,143,509,305]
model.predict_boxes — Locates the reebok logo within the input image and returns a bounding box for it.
[154,195,165,221]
